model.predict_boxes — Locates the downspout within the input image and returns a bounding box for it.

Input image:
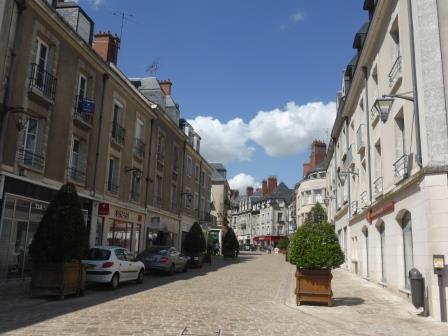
[0,0,26,161]
[178,140,187,250]
[362,66,373,202]
[91,73,108,196]
[345,117,351,217]
[407,0,423,167]
[332,137,338,224]
[198,160,202,221]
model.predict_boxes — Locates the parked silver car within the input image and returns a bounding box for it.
[138,246,188,274]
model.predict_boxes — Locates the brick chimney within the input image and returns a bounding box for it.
[93,31,120,65]
[246,186,254,197]
[310,140,327,170]
[262,180,268,196]
[159,80,172,96]
[267,176,277,195]
[303,163,311,176]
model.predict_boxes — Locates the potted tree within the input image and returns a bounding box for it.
[29,183,89,299]
[183,222,206,268]
[222,227,239,258]
[276,237,289,254]
[288,203,344,306]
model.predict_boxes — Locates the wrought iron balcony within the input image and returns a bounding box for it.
[389,56,402,87]
[68,166,86,183]
[111,121,125,145]
[29,63,57,100]
[350,200,358,215]
[393,154,409,184]
[360,190,368,209]
[133,138,145,159]
[107,181,119,194]
[73,95,95,125]
[373,176,383,198]
[356,124,366,153]
[17,147,44,170]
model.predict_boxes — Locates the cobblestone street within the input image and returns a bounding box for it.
[0,253,447,336]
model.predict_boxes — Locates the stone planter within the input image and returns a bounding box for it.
[295,268,333,306]
[30,261,85,299]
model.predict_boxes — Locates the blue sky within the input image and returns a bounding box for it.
[79,0,367,191]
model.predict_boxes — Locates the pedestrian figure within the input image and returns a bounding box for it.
[235,248,239,258]
[268,246,272,254]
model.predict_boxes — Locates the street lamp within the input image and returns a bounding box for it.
[337,169,358,182]
[372,93,414,123]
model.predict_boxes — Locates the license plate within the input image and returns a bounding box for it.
[194,257,199,261]
[86,264,96,269]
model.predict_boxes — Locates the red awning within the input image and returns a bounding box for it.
[253,235,282,242]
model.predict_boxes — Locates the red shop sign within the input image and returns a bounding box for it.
[98,203,110,216]
[367,201,395,223]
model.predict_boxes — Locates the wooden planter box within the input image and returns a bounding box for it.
[222,248,236,258]
[30,261,85,299]
[295,268,333,306]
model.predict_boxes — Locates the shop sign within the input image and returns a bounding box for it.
[115,209,130,220]
[150,216,162,229]
[32,202,47,211]
[98,203,109,216]
[367,201,395,223]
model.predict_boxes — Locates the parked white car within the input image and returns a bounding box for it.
[82,246,145,289]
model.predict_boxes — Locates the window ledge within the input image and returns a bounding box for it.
[379,281,388,287]
[399,288,411,295]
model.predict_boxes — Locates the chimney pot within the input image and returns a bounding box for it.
[267,176,277,195]
[93,32,120,65]
[262,180,268,196]
[159,80,172,96]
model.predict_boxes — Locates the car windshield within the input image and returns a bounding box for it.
[87,248,111,260]
[139,246,170,257]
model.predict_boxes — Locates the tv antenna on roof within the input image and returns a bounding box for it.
[146,57,161,76]
[113,11,134,46]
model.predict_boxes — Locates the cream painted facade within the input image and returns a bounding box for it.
[295,169,326,227]
[325,0,448,321]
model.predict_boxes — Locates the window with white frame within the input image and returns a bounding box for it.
[185,187,192,209]
[156,132,165,162]
[195,164,200,183]
[170,184,177,210]
[394,112,405,160]
[134,118,145,158]
[20,117,43,170]
[194,193,199,211]
[107,157,119,193]
[111,102,125,145]
[33,39,49,90]
[314,189,323,204]
[186,156,192,177]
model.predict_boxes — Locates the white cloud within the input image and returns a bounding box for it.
[291,11,305,23]
[248,101,336,157]
[187,116,255,164]
[75,0,104,9]
[188,101,335,163]
[229,173,261,194]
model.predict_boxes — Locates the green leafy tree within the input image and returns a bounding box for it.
[29,183,89,263]
[276,237,290,250]
[289,204,344,269]
[222,227,239,251]
[304,202,327,225]
[183,222,206,255]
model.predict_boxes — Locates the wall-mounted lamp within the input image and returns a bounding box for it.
[1,105,28,131]
[372,93,415,123]
[337,169,358,182]
[124,166,143,180]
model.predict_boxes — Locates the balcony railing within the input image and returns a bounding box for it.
[393,154,409,184]
[68,166,86,183]
[350,200,358,215]
[107,181,119,194]
[346,145,353,167]
[29,63,57,100]
[389,56,402,87]
[73,95,94,125]
[370,101,380,124]
[17,148,44,170]
[360,190,368,209]
[133,138,145,159]
[356,124,365,153]
[373,176,383,198]
[111,121,125,145]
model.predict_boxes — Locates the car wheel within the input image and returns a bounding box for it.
[110,273,119,290]
[169,263,175,275]
[136,269,144,284]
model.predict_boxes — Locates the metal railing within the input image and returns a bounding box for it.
[17,147,44,170]
[107,181,119,194]
[373,176,383,198]
[393,154,409,184]
[346,145,353,167]
[356,124,365,153]
[133,138,145,159]
[111,121,125,145]
[360,190,368,208]
[389,56,402,87]
[350,200,358,215]
[29,63,57,100]
[68,166,86,183]
[73,95,94,125]
[370,101,379,123]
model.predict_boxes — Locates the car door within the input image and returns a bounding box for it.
[114,248,128,281]
[124,250,140,280]
[169,248,181,271]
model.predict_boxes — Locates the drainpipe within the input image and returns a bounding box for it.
[198,160,202,221]
[91,73,109,196]
[144,118,154,207]
[0,0,26,162]
[332,137,338,223]
[178,140,187,250]
[362,66,373,203]
[345,117,352,218]
[407,0,423,168]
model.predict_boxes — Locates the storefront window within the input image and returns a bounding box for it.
[95,217,104,246]
[134,224,141,253]
[108,220,133,250]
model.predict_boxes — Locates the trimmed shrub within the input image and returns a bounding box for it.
[276,237,289,250]
[289,204,344,269]
[222,227,239,251]
[29,183,89,263]
[183,222,206,255]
